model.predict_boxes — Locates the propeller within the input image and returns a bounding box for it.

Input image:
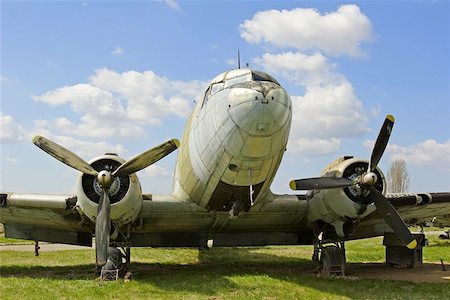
[289,177,354,190]
[95,171,112,266]
[32,136,98,176]
[113,139,180,177]
[369,114,394,172]
[33,135,180,266]
[367,187,416,249]
[289,115,417,249]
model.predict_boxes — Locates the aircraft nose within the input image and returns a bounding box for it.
[228,83,291,136]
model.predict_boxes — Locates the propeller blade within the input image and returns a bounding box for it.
[368,187,417,249]
[95,188,111,266]
[369,115,395,171]
[289,177,355,190]
[113,139,180,177]
[32,135,98,176]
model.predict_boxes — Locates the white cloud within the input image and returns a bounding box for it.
[54,136,127,160]
[226,58,237,66]
[2,68,206,169]
[161,0,180,11]
[370,105,381,118]
[254,51,341,86]
[34,117,146,139]
[244,6,375,143]
[111,47,124,56]
[290,84,369,139]
[387,140,450,169]
[4,157,18,163]
[0,113,126,162]
[33,83,121,113]
[32,68,206,139]
[288,138,341,155]
[29,128,128,161]
[240,5,373,57]
[0,113,28,144]
[88,68,199,119]
[141,164,170,177]
[254,51,370,152]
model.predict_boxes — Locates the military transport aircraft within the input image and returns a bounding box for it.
[1,68,449,277]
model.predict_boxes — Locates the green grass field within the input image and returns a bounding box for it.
[1,235,449,299]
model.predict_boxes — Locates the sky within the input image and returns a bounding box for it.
[1,1,449,196]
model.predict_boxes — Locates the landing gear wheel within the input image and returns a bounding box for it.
[319,245,346,276]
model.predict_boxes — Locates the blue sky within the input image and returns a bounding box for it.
[1,1,449,195]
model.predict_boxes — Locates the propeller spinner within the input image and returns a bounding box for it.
[33,135,180,266]
[289,115,417,249]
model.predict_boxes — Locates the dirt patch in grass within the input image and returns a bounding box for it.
[130,261,450,284]
[345,262,450,283]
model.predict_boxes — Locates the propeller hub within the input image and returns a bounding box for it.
[97,170,113,188]
[362,172,378,186]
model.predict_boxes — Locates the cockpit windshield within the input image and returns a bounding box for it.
[202,69,281,107]
[252,71,280,85]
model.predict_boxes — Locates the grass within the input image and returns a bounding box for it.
[0,236,33,244]
[348,235,450,263]
[0,235,449,299]
[1,214,447,298]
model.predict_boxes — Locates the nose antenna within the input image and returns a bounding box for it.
[238,49,241,69]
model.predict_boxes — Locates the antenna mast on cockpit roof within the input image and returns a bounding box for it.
[238,49,241,69]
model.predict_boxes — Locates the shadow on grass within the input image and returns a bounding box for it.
[197,246,312,265]
[1,247,449,298]
[0,247,312,279]
[0,264,97,280]
[0,248,314,296]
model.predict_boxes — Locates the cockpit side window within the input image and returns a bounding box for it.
[201,86,211,107]
[202,82,224,107]
[210,82,224,95]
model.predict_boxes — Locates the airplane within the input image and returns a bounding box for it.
[1,68,449,278]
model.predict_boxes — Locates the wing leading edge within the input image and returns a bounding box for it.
[0,193,93,246]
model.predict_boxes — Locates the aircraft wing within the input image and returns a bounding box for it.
[349,192,450,240]
[0,193,94,246]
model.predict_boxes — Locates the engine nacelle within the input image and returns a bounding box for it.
[307,156,386,237]
[76,154,143,228]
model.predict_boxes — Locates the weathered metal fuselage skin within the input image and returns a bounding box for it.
[173,69,292,212]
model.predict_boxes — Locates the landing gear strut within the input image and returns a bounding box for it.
[229,195,243,218]
[312,230,346,276]
[34,240,40,256]
[98,225,132,280]
[98,244,131,280]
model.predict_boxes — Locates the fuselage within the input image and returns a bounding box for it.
[173,69,292,213]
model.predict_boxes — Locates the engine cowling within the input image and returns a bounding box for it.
[76,154,143,228]
[307,156,386,237]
